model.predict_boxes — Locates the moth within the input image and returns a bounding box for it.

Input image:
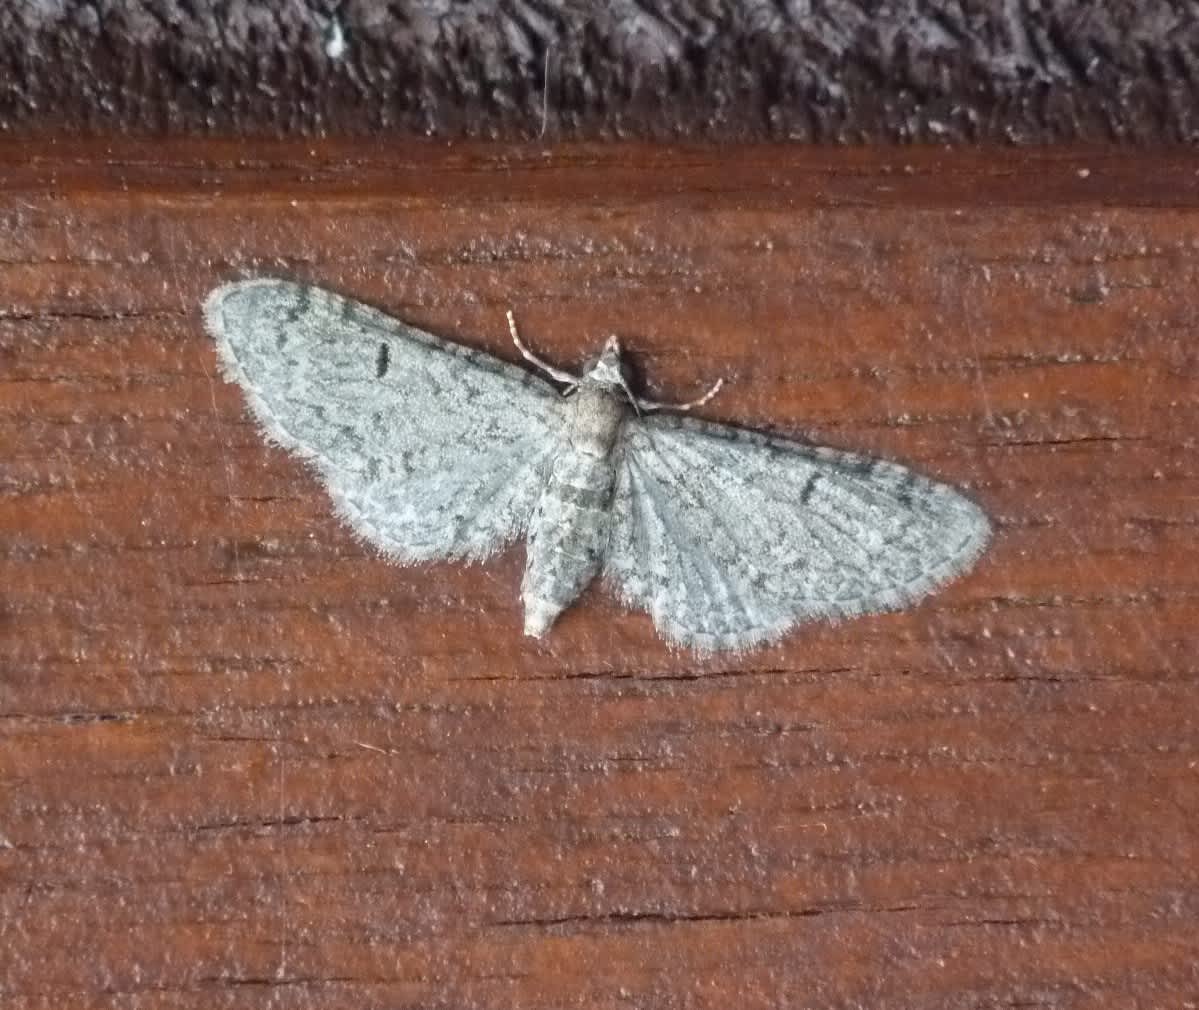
[205,279,991,653]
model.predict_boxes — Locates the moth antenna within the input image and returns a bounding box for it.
[636,377,724,414]
[506,310,579,388]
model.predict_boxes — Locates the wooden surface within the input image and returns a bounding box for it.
[2,141,1198,1009]
[2,1,1197,143]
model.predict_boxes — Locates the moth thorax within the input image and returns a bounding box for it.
[566,385,627,457]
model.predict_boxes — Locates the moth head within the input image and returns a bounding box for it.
[583,335,634,393]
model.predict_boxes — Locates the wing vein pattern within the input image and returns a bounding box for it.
[605,414,990,653]
[205,279,561,562]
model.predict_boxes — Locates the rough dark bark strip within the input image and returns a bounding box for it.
[2,1,1198,142]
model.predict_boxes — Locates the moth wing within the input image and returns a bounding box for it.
[605,413,990,653]
[205,279,562,561]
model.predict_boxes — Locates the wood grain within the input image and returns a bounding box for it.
[1,141,1197,1010]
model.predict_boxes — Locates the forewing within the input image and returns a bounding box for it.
[605,414,990,652]
[205,279,562,561]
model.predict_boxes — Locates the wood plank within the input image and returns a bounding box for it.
[1,142,1197,1010]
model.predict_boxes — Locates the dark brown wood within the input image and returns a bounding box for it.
[1,142,1197,1010]
[2,1,1198,143]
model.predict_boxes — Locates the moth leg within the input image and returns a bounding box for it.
[506,310,579,388]
[636,377,724,414]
